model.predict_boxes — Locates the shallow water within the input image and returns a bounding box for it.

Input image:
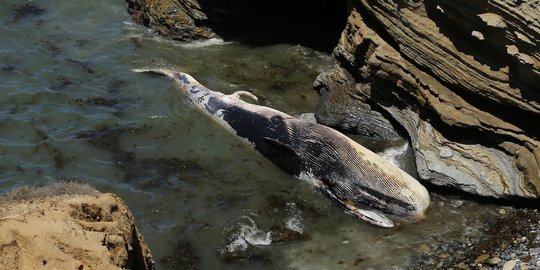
[0,1,504,269]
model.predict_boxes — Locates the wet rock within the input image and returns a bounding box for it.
[457,261,468,269]
[269,226,309,244]
[487,256,502,266]
[125,0,218,41]
[418,244,431,254]
[474,254,489,264]
[503,260,517,270]
[410,208,540,269]
[315,0,540,199]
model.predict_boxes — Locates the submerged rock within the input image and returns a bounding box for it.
[410,208,540,269]
[315,0,540,199]
[0,182,155,270]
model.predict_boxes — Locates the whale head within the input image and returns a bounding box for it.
[344,142,431,225]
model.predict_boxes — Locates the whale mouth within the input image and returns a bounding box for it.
[323,189,395,228]
[344,202,395,228]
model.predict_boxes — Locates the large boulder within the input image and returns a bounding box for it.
[0,183,154,270]
[126,0,218,40]
[315,0,540,198]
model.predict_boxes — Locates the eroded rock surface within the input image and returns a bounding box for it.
[126,0,218,40]
[0,184,154,270]
[315,0,540,198]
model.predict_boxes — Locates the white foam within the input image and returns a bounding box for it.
[377,142,409,170]
[223,217,272,253]
[285,202,304,233]
[177,38,231,48]
[297,113,317,123]
[225,237,248,253]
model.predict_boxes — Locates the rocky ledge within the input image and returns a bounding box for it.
[0,182,154,270]
[315,0,540,199]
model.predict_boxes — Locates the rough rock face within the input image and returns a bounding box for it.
[0,186,154,269]
[126,0,218,40]
[315,0,540,198]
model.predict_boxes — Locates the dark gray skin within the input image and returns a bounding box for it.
[134,68,430,228]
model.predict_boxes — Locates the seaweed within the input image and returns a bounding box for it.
[76,124,201,188]
[50,77,73,90]
[66,59,95,74]
[6,3,45,24]
[160,240,197,270]
[73,97,119,107]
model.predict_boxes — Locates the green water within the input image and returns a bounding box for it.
[0,1,503,269]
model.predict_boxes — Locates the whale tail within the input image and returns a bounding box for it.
[133,68,205,90]
[132,68,182,79]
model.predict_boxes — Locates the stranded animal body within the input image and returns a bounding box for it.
[134,68,430,228]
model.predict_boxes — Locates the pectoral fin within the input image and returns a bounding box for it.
[261,137,297,157]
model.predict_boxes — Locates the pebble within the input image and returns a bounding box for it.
[499,208,507,215]
[487,256,501,266]
[503,260,517,270]
[474,254,489,264]
[457,262,468,269]
[438,253,450,259]
[74,260,84,270]
[419,244,431,254]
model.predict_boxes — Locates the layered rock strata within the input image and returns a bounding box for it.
[315,0,540,198]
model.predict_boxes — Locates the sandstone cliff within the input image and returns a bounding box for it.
[125,0,540,199]
[0,183,154,270]
[315,0,540,198]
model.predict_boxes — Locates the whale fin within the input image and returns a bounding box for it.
[229,91,259,104]
[260,137,303,173]
[132,68,176,77]
[261,137,297,157]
